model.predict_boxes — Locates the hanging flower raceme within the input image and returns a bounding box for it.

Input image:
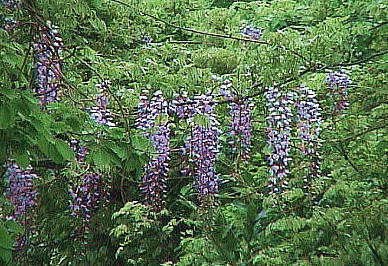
[170,92,196,177]
[325,69,350,113]
[241,25,262,40]
[5,163,38,221]
[137,90,170,211]
[68,173,103,220]
[182,93,221,205]
[4,163,38,250]
[220,80,254,160]
[88,80,116,127]
[33,21,63,106]
[295,86,323,185]
[68,81,113,221]
[265,87,295,194]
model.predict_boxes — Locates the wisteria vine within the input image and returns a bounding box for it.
[137,90,170,211]
[88,80,116,127]
[220,80,254,160]
[326,69,350,113]
[181,94,221,205]
[265,87,295,194]
[295,86,323,190]
[33,21,63,106]
[4,163,38,250]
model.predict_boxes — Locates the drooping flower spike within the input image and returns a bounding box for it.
[180,93,221,205]
[88,80,116,127]
[4,163,38,250]
[33,21,63,106]
[0,16,18,31]
[220,80,254,160]
[68,173,103,220]
[326,69,350,113]
[265,87,295,194]
[295,86,323,187]
[137,90,171,211]
[5,163,38,221]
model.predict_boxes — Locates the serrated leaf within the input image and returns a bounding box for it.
[91,148,110,167]
[110,145,127,160]
[131,135,154,154]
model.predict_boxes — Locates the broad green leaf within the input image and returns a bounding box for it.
[55,139,75,161]
[0,224,13,250]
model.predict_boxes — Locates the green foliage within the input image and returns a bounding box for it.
[0,0,387,265]
[111,202,177,265]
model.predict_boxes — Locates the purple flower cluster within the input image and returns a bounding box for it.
[241,25,262,40]
[88,80,116,127]
[220,80,254,160]
[265,87,295,194]
[182,94,221,205]
[137,90,170,210]
[70,139,88,163]
[33,21,63,106]
[141,34,153,44]
[170,92,196,120]
[68,174,103,220]
[136,90,154,133]
[5,163,38,221]
[0,0,20,32]
[0,0,21,8]
[326,69,350,112]
[295,86,323,182]
[0,17,18,31]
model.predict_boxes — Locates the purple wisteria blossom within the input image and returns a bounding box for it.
[265,87,295,194]
[241,25,262,40]
[182,93,221,205]
[137,90,170,211]
[0,17,18,31]
[170,91,195,120]
[4,163,38,250]
[326,69,350,113]
[88,80,116,127]
[68,174,103,220]
[295,86,323,184]
[0,0,21,8]
[5,163,38,220]
[70,139,88,163]
[220,80,254,160]
[33,21,63,106]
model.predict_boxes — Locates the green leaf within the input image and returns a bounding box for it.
[55,139,75,161]
[90,148,111,167]
[110,144,127,160]
[0,225,12,249]
[0,102,16,129]
[15,152,30,168]
[90,18,107,32]
[131,135,154,154]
